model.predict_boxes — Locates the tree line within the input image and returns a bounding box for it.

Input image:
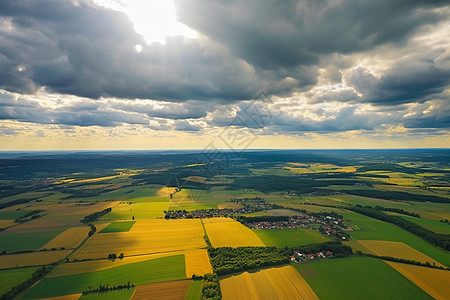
[1,265,54,300]
[345,189,450,203]
[201,273,221,300]
[80,207,111,223]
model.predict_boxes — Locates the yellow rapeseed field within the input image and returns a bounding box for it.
[220,265,318,300]
[203,217,265,247]
[358,240,444,267]
[217,203,243,209]
[184,249,212,278]
[0,250,71,269]
[385,261,450,300]
[40,227,91,250]
[0,220,14,228]
[74,219,206,260]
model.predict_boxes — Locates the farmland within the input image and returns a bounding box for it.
[0,149,449,299]
[22,255,186,299]
[74,219,206,260]
[203,217,265,247]
[253,228,331,247]
[385,261,450,300]
[220,265,318,300]
[294,257,433,299]
[131,280,191,300]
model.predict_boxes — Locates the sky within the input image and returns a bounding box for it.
[0,0,449,150]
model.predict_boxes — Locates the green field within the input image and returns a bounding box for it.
[0,267,38,295]
[22,255,186,299]
[294,257,433,300]
[99,221,136,233]
[0,230,63,253]
[79,288,136,300]
[0,210,33,220]
[185,280,202,300]
[168,204,218,211]
[253,228,331,247]
[342,211,450,266]
[399,215,450,234]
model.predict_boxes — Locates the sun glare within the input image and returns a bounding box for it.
[95,0,197,44]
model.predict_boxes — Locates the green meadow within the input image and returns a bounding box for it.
[185,280,202,300]
[253,228,330,247]
[294,257,432,300]
[22,255,186,299]
[0,230,63,253]
[0,267,38,295]
[0,210,33,220]
[99,221,136,233]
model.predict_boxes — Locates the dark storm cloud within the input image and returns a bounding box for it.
[0,0,264,101]
[176,0,448,69]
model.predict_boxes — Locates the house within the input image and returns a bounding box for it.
[326,251,333,256]
[306,254,314,260]
[290,256,296,262]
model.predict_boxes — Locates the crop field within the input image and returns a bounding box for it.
[74,219,206,260]
[385,261,450,300]
[102,202,169,220]
[253,228,330,247]
[40,226,91,250]
[217,203,243,209]
[341,211,450,266]
[0,229,63,253]
[399,215,450,234]
[220,265,318,300]
[45,294,82,300]
[266,209,307,216]
[99,221,136,233]
[0,219,14,228]
[203,217,265,247]
[185,280,202,300]
[357,240,444,267]
[22,255,186,299]
[0,210,33,219]
[131,280,191,300]
[49,252,176,277]
[282,203,348,214]
[0,250,71,269]
[294,257,433,299]
[79,289,134,300]
[0,267,38,295]
[184,249,212,278]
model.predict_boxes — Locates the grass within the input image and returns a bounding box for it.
[253,228,330,247]
[102,202,169,220]
[0,230,63,253]
[399,215,450,234]
[0,267,38,295]
[342,211,450,267]
[294,257,433,300]
[168,204,218,211]
[185,280,202,300]
[99,221,136,233]
[79,288,135,300]
[0,210,33,220]
[22,254,186,299]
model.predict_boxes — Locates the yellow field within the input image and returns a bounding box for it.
[72,175,118,183]
[220,265,318,300]
[343,240,374,254]
[49,252,177,277]
[358,240,444,267]
[0,220,14,228]
[182,176,207,183]
[385,261,450,300]
[285,163,356,174]
[40,227,91,250]
[203,218,265,247]
[74,219,207,260]
[217,203,243,209]
[156,186,176,197]
[0,250,71,269]
[184,249,212,278]
[41,294,81,300]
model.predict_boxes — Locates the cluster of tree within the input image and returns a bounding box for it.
[1,265,54,300]
[357,163,417,174]
[14,210,44,223]
[0,196,42,209]
[80,207,111,223]
[349,206,450,250]
[373,206,420,218]
[440,219,449,224]
[88,224,96,237]
[279,241,353,258]
[107,253,124,260]
[345,189,450,203]
[208,247,289,275]
[356,252,449,270]
[82,282,134,295]
[201,273,221,300]
[63,188,106,199]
